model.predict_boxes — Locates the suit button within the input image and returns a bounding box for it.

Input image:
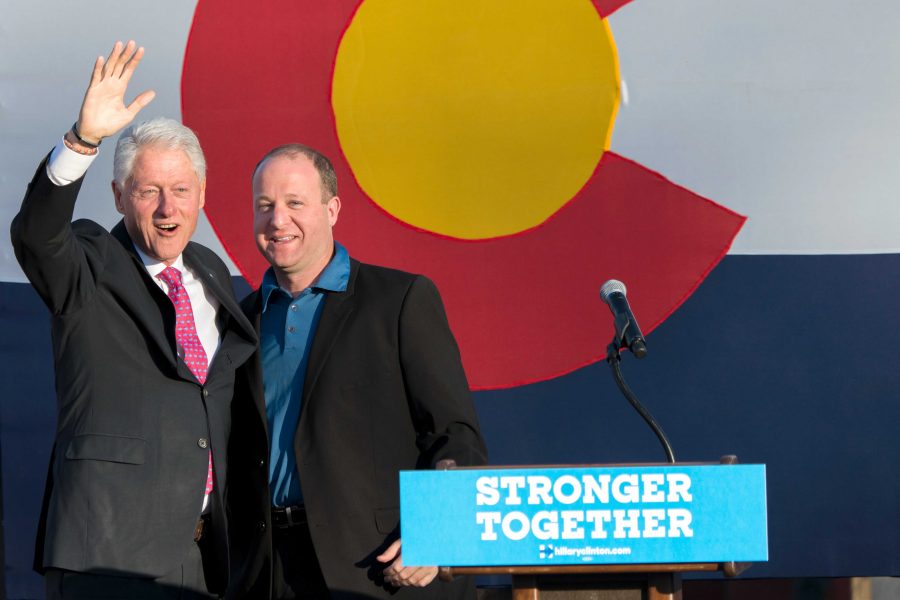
[258,521,267,532]
[202,389,209,397]
[198,438,209,449]
[258,458,265,468]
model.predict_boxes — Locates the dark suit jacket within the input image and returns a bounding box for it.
[227,259,488,599]
[10,157,257,588]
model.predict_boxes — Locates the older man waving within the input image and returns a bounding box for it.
[11,41,256,599]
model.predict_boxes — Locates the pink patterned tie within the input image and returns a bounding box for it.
[158,266,214,496]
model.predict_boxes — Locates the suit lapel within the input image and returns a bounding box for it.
[110,221,179,371]
[183,243,258,376]
[183,244,254,338]
[244,289,269,428]
[302,260,359,404]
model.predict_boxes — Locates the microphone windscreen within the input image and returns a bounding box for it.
[600,279,627,304]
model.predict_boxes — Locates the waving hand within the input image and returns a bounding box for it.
[75,40,156,145]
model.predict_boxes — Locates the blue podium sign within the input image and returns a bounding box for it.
[400,465,767,566]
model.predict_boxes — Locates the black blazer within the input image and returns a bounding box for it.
[227,259,488,599]
[10,157,257,587]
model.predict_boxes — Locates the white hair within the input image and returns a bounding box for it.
[113,117,207,187]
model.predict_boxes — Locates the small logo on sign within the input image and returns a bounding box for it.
[539,544,555,559]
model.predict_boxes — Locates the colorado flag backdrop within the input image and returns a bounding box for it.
[1,0,898,597]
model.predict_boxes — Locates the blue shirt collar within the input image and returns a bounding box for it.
[260,242,350,312]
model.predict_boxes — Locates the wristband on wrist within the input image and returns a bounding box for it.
[71,122,101,148]
[63,131,99,156]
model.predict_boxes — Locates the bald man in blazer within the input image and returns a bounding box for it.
[226,144,488,599]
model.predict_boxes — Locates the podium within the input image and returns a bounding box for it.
[401,456,766,600]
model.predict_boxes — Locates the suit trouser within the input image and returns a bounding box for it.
[45,534,219,600]
[268,518,329,600]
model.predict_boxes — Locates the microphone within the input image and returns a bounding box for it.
[600,280,647,358]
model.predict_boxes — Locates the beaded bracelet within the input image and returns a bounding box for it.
[63,132,99,156]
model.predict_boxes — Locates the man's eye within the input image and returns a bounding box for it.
[137,188,159,200]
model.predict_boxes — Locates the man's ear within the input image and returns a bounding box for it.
[328,195,341,227]
[198,178,207,210]
[112,180,126,215]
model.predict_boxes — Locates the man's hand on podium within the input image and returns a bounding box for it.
[378,539,438,588]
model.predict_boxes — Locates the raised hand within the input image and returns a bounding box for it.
[75,40,156,144]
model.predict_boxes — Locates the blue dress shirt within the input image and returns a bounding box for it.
[259,242,350,507]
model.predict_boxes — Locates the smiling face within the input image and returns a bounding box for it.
[253,154,341,294]
[113,145,206,265]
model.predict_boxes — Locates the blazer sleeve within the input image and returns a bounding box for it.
[398,275,488,468]
[10,155,103,315]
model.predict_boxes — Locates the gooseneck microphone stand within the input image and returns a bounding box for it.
[605,332,676,464]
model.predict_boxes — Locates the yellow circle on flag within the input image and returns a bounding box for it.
[332,0,621,239]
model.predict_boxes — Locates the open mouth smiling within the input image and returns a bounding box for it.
[270,235,297,244]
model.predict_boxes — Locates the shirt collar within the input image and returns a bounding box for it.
[134,245,185,279]
[261,242,350,312]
